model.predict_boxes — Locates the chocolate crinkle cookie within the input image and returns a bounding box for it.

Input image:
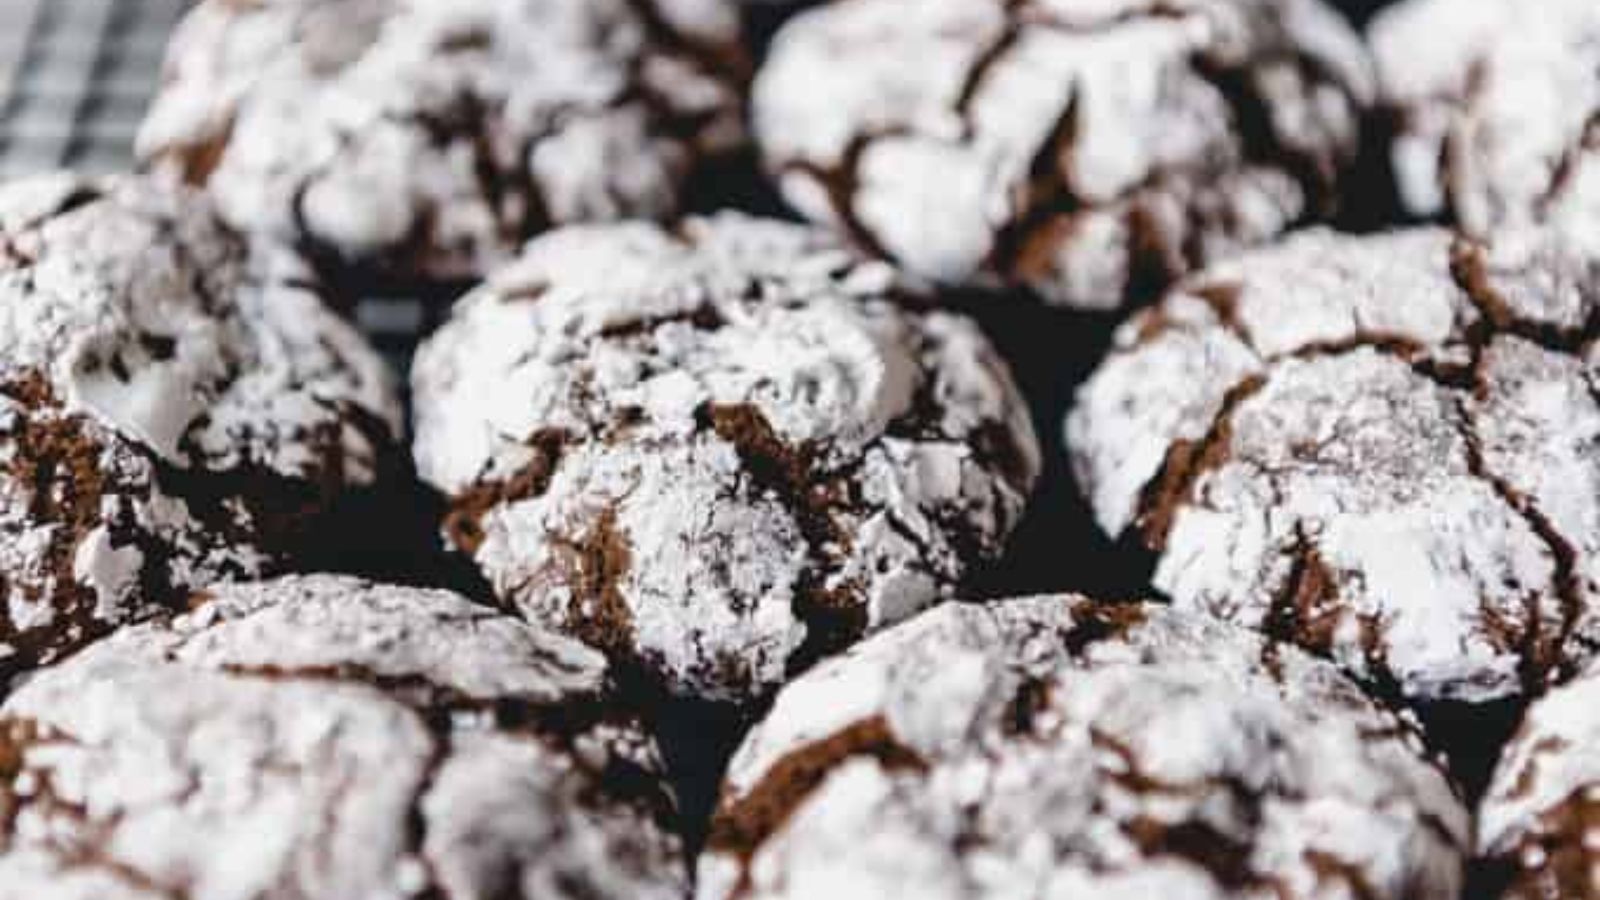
[1372,0,1599,245]
[752,0,1374,310]
[0,173,401,684]
[1479,658,1600,900]
[135,0,749,288]
[697,596,1470,900]
[1067,225,1600,705]
[0,574,686,900]
[411,215,1041,704]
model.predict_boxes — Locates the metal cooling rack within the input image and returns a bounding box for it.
[0,0,433,371]
[0,0,191,179]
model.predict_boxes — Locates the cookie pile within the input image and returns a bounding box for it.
[0,0,1596,897]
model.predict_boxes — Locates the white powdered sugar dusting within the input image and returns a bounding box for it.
[0,574,685,900]
[0,173,402,684]
[754,0,1374,308]
[1479,656,1600,899]
[697,596,1469,900]
[1372,0,1600,249]
[1067,226,1600,704]
[135,0,748,285]
[411,215,1041,703]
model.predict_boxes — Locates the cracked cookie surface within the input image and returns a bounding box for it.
[0,574,685,900]
[696,596,1469,900]
[1067,226,1600,704]
[1372,0,1599,246]
[410,215,1041,704]
[136,0,749,288]
[0,173,401,687]
[752,0,1374,309]
[1479,656,1600,900]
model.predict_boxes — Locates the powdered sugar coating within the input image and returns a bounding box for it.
[697,596,1469,900]
[411,215,1041,703]
[0,174,402,685]
[753,0,1374,309]
[1479,657,1600,899]
[0,574,685,900]
[1372,0,1600,248]
[136,0,748,287]
[1067,226,1600,704]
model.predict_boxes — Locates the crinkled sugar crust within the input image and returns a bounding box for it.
[0,174,401,683]
[0,574,685,900]
[1372,0,1599,245]
[411,215,1041,703]
[137,0,749,285]
[1479,656,1600,900]
[697,596,1469,900]
[1067,226,1600,704]
[754,0,1374,309]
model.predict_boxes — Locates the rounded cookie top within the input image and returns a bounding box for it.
[1479,658,1600,900]
[1372,0,1599,244]
[696,596,1469,900]
[411,215,1041,704]
[136,0,749,287]
[0,173,401,683]
[753,0,1374,309]
[1066,226,1600,704]
[0,574,685,900]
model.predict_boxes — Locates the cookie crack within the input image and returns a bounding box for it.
[0,717,67,845]
[0,373,196,682]
[877,507,941,578]
[619,0,750,87]
[406,733,453,900]
[1189,49,1350,217]
[705,715,926,899]
[595,302,727,341]
[213,662,614,741]
[1124,325,1490,548]
[1011,0,1191,34]
[444,428,571,556]
[988,87,1083,275]
[960,0,1201,127]
[1087,728,1281,894]
[1449,237,1599,359]
[1264,526,1410,704]
[697,402,866,677]
[999,675,1054,737]
[1136,372,1266,547]
[775,129,906,261]
[545,505,640,669]
[1185,276,1487,391]
[224,659,678,823]
[953,11,1026,124]
[0,718,191,900]
[1484,786,1600,900]
[1534,111,1600,218]
[1093,725,1414,899]
[1049,601,1152,656]
[1452,394,1585,691]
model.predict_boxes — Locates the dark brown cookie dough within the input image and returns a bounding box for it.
[0,173,402,685]
[1372,0,1598,245]
[753,0,1375,309]
[0,574,686,900]
[1067,226,1600,705]
[136,0,749,288]
[1478,657,1600,900]
[410,215,1041,704]
[697,596,1470,899]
